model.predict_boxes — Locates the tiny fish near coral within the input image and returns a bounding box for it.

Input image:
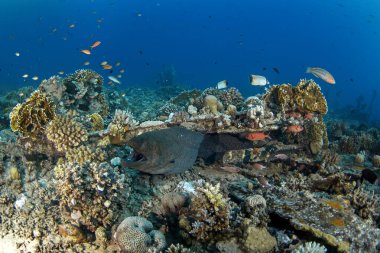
[243,132,270,141]
[286,125,304,133]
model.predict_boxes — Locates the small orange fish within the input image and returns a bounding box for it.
[102,64,112,70]
[245,132,270,141]
[81,49,91,55]
[287,125,304,133]
[252,163,266,170]
[90,41,101,49]
[306,67,335,84]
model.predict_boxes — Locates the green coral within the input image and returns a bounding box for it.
[9,90,55,138]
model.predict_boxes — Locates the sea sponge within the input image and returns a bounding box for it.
[90,113,104,131]
[179,182,230,240]
[372,155,380,167]
[114,216,166,253]
[9,90,55,137]
[243,226,277,253]
[46,112,88,152]
[65,145,106,165]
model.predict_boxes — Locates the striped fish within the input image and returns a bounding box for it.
[306,67,335,84]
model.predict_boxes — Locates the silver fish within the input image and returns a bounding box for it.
[216,80,228,89]
[108,76,121,84]
[250,75,269,86]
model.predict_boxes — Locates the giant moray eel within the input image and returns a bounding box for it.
[124,126,255,175]
[124,126,204,174]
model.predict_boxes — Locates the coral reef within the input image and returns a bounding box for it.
[89,113,104,131]
[9,90,55,138]
[350,185,379,223]
[114,216,166,253]
[107,109,138,144]
[293,241,327,253]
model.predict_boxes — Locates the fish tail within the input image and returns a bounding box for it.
[306,67,312,73]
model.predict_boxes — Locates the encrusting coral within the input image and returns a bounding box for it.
[114,216,166,253]
[46,111,88,152]
[179,182,230,241]
[9,90,55,138]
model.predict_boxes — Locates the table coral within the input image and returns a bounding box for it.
[9,90,55,138]
[114,216,166,253]
[46,112,88,152]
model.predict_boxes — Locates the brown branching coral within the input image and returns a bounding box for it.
[46,112,88,152]
[351,186,379,222]
[65,145,106,165]
[57,161,127,232]
[179,182,230,241]
[9,90,55,138]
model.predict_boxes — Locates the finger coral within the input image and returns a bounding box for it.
[179,182,230,240]
[46,112,88,152]
[65,145,106,165]
[9,90,55,138]
[114,216,166,253]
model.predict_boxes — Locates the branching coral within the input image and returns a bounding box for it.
[9,90,55,137]
[114,216,166,253]
[57,162,127,232]
[107,109,138,144]
[179,182,230,240]
[351,186,379,222]
[46,112,88,152]
[65,145,106,165]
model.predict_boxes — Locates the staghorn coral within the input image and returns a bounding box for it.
[57,161,127,232]
[164,243,194,253]
[46,112,88,152]
[89,113,104,131]
[179,182,230,240]
[292,241,327,253]
[114,216,166,253]
[65,145,106,165]
[9,90,55,138]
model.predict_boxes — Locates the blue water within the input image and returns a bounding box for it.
[1,0,379,122]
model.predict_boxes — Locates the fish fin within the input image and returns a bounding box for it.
[306,67,312,73]
[311,72,319,78]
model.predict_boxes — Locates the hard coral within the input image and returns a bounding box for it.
[90,113,104,131]
[46,112,88,152]
[293,241,327,253]
[10,90,55,138]
[114,216,166,253]
[351,186,379,222]
[57,162,127,232]
[107,109,137,144]
[179,182,230,241]
[155,192,187,217]
[293,79,328,114]
[65,145,106,165]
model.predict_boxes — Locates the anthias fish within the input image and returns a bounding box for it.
[90,41,101,49]
[306,67,335,84]
[81,49,91,55]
